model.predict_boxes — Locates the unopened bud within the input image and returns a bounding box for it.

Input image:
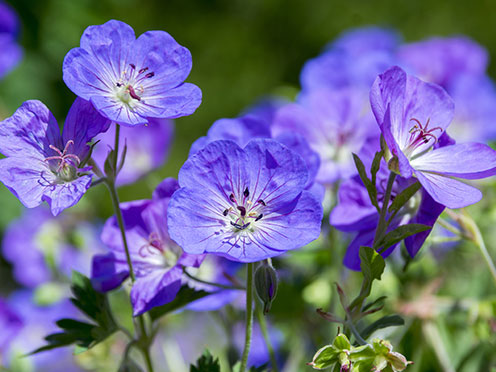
[254,263,278,314]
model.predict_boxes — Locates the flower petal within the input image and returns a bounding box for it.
[130,267,182,316]
[411,143,496,179]
[415,171,482,209]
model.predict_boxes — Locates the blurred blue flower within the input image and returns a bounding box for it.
[92,178,204,316]
[0,1,22,79]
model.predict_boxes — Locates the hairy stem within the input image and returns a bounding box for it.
[255,302,279,372]
[239,263,254,372]
[373,172,396,249]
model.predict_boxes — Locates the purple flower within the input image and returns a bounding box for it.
[92,117,174,186]
[0,98,109,215]
[0,1,22,79]
[370,66,496,209]
[63,20,201,126]
[273,87,378,184]
[397,36,488,88]
[300,27,399,92]
[2,207,104,287]
[92,178,204,316]
[167,139,323,263]
[0,298,22,353]
[330,160,445,269]
[190,113,321,192]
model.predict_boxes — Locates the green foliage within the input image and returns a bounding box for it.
[190,351,221,372]
[378,224,432,251]
[351,246,386,310]
[148,286,212,321]
[388,182,421,214]
[352,153,381,212]
[360,315,405,340]
[309,334,411,371]
[29,271,117,355]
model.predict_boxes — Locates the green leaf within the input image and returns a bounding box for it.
[360,315,405,340]
[362,296,387,312]
[359,246,385,297]
[370,150,384,195]
[379,224,432,250]
[352,153,380,212]
[308,344,339,369]
[388,182,421,214]
[190,350,221,372]
[333,334,351,350]
[149,286,212,321]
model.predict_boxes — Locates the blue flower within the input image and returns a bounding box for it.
[92,178,204,316]
[63,20,201,126]
[371,66,496,208]
[0,99,109,215]
[167,139,323,263]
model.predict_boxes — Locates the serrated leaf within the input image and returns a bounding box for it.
[379,224,431,251]
[360,315,405,340]
[388,182,421,214]
[353,153,380,212]
[149,286,212,321]
[190,350,221,372]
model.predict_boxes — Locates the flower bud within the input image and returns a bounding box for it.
[254,263,278,314]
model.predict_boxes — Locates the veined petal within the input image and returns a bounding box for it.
[0,100,61,158]
[62,98,110,158]
[415,171,482,209]
[42,174,93,216]
[89,95,148,126]
[129,30,193,90]
[411,142,496,179]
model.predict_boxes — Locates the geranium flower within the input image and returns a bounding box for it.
[0,99,109,215]
[167,139,323,262]
[370,66,496,209]
[92,178,203,316]
[63,20,201,126]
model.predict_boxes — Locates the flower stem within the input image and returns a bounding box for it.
[104,125,154,372]
[239,262,254,372]
[255,301,279,372]
[183,268,245,290]
[373,172,396,250]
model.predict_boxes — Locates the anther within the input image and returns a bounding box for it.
[145,72,155,79]
[231,221,251,230]
[139,67,149,74]
[223,209,229,216]
[129,63,136,70]
[244,187,249,198]
[229,193,236,203]
[237,206,246,217]
[255,214,263,222]
[257,199,266,206]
